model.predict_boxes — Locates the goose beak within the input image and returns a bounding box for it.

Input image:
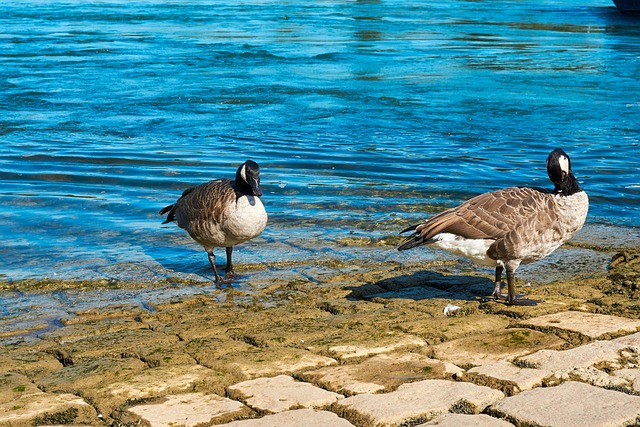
[251,178,263,197]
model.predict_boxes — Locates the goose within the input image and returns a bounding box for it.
[160,160,268,283]
[398,148,589,305]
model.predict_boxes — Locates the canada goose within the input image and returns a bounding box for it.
[160,160,268,283]
[398,148,589,305]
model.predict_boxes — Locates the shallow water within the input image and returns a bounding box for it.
[1,0,639,282]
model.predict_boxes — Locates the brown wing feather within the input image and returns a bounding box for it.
[400,187,552,250]
[163,179,236,230]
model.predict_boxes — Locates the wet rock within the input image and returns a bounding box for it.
[0,350,62,379]
[0,372,98,426]
[606,252,640,298]
[45,328,181,364]
[227,375,343,414]
[37,357,147,393]
[490,381,640,427]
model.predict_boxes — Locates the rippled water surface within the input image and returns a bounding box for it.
[1,0,639,281]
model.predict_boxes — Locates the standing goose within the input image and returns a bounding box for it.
[398,148,588,305]
[160,160,268,283]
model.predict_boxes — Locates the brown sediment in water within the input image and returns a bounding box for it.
[0,247,639,425]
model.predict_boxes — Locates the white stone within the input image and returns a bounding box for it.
[521,332,640,372]
[227,375,343,413]
[491,381,640,427]
[420,413,514,426]
[335,379,504,426]
[520,311,640,339]
[127,392,248,426]
[467,361,551,391]
[221,409,356,426]
[521,333,640,372]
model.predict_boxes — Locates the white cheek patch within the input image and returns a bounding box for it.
[559,155,569,174]
[240,164,247,182]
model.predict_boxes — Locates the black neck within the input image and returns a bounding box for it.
[553,173,581,196]
[233,179,256,197]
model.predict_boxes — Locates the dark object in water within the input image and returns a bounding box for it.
[613,0,640,14]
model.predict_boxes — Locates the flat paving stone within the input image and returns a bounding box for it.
[519,311,640,339]
[520,332,640,372]
[0,372,97,425]
[227,375,343,413]
[328,334,426,361]
[85,364,215,419]
[104,365,213,400]
[466,361,552,393]
[433,329,564,366]
[335,379,504,426]
[220,408,356,426]
[420,413,514,426]
[128,392,250,426]
[490,381,640,427]
[301,353,464,395]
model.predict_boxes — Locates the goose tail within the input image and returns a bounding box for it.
[159,204,175,224]
[398,224,427,251]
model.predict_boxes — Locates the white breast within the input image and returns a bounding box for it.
[223,195,268,247]
[555,191,589,237]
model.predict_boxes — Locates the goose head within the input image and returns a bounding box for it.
[547,148,581,195]
[236,160,263,197]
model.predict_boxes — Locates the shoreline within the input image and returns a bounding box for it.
[1,243,639,425]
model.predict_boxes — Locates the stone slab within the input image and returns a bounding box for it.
[519,311,640,339]
[466,361,552,393]
[433,328,564,366]
[300,353,464,395]
[491,381,640,427]
[520,331,640,372]
[104,365,213,401]
[237,351,337,379]
[86,364,215,418]
[328,335,426,360]
[227,375,343,414]
[128,392,250,426]
[221,409,356,426]
[335,379,504,426]
[420,413,514,426]
[0,372,97,425]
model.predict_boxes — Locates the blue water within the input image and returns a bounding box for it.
[1,0,639,282]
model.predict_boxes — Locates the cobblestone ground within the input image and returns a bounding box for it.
[1,251,639,427]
